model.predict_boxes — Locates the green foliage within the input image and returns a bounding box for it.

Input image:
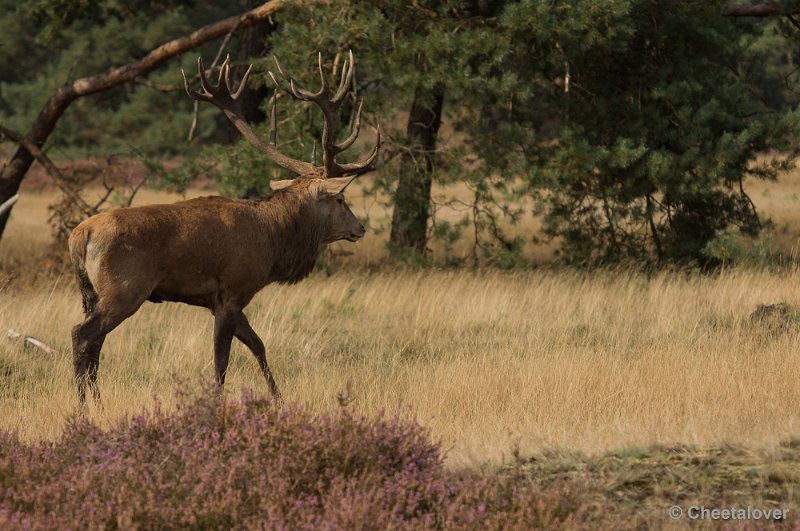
[492,0,800,266]
[430,216,470,265]
[250,0,800,266]
[0,0,249,157]
[25,0,198,41]
[702,229,777,268]
[3,0,800,268]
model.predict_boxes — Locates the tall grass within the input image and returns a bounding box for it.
[2,262,800,468]
[2,184,800,470]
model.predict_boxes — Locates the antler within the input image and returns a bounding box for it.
[0,194,18,217]
[270,50,381,177]
[183,56,317,177]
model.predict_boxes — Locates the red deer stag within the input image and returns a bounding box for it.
[0,194,18,217]
[69,52,379,405]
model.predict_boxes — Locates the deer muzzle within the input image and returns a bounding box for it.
[346,224,366,242]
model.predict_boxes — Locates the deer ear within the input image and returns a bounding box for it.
[269,179,296,191]
[320,176,357,196]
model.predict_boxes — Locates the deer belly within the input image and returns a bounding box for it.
[148,274,219,308]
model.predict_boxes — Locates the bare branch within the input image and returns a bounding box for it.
[0,125,94,212]
[724,3,778,16]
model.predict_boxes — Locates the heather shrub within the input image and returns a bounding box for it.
[0,391,577,530]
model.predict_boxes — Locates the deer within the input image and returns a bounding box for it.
[69,51,379,405]
[0,194,19,217]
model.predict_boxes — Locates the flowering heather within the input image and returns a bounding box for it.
[2,391,799,529]
[0,391,581,530]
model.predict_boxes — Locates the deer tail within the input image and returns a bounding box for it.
[68,226,98,315]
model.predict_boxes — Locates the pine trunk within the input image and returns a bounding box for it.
[390,85,444,253]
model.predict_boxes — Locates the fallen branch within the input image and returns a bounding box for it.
[6,329,57,356]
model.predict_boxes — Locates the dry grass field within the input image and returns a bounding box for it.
[2,171,800,476]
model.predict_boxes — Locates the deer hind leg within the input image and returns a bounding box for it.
[72,313,103,406]
[71,292,148,406]
[234,312,281,401]
[213,309,239,388]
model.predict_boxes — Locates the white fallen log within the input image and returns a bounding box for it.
[6,328,57,355]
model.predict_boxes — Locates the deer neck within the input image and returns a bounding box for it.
[256,192,324,284]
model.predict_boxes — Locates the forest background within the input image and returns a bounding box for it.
[4,0,800,269]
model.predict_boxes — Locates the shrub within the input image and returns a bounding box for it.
[0,391,579,530]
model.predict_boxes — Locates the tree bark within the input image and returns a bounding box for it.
[390,85,445,254]
[0,0,299,239]
[237,3,277,126]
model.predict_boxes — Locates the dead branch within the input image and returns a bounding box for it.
[43,154,150,244]
[0,125,93,212]
[7,329,57,356]
[0,126,67,182]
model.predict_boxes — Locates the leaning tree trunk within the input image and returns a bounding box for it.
[390,84,445,254]
[0,0,298,240]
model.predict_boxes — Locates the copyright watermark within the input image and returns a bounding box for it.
[668,505,789,521]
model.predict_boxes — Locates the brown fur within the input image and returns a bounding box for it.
[69,178,364,405]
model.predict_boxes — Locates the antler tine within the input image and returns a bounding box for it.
[268,70,281,92]
[289,80,306,101]
[0,194,19,217]
[270,69,308,104]
[331,50,354,104]
[182,59,211,103]
[218,54,250,99]
[335,98,364,153]
[269,66,300,100]
[181,68,195,98]
[331,124,381,176]
[316,52,329,96]
[220,55,231,88]
[272,55,325,101]
[269,93,277,145]
[270,55,296,90]
[261,51,380,178]
[232,63,253,100]
[186,55,317,177]
[197,57,216,97]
